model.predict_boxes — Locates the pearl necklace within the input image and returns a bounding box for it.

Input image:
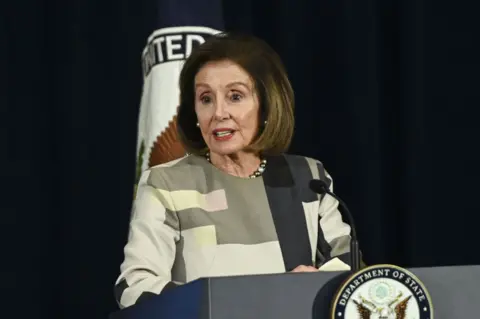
[205,152,267,179]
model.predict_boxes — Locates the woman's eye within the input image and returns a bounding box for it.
[230,93,242,102]
[200,96,212,104]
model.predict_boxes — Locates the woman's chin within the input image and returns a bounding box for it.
[208,144,245,157]
[210,149,242,157]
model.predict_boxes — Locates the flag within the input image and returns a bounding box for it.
[135,0,224,185]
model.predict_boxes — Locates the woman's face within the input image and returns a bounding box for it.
[194,60,260,156]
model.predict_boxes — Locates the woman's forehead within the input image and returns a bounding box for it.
[195,60,253,88]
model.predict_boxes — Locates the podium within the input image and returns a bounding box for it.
[110,265,480,319]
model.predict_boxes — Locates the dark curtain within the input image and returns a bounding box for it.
[2,0,479,318]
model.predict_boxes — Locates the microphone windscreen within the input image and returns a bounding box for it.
[309,179,328,195]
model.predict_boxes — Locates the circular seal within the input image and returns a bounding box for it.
[331,264,434,319]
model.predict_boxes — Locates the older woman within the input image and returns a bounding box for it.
[114,32,354,309]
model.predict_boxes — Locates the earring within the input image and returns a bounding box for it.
[196,122,200,127]
[264,120,267,125]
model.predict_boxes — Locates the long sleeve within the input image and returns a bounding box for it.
[317,168,353,265]
[114,170,181,309]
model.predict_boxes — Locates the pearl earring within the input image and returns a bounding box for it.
[264,120,267,125]
[196,122,200,127]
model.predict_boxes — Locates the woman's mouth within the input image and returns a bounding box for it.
[212,129,235,141]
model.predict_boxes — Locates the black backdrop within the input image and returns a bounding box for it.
[2,0,480,318]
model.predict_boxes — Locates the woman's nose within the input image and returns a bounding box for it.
[214,99,230,120]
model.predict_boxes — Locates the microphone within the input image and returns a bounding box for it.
[309,179,361,273]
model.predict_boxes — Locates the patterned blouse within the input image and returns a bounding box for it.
[114,153,352,309]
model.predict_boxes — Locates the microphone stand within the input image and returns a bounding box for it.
[310,180,361,273]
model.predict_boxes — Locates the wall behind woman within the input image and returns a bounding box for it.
[1,0,479,318]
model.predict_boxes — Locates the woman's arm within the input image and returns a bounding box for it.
[316,167,354,265]
[114,170,180,309]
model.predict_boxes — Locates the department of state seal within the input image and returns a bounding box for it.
[331,264,433,319]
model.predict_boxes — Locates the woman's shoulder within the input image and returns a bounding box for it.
[266,153,328,183]
[281,153,324,164]
[272,153,326,172]
[138,154,207,190]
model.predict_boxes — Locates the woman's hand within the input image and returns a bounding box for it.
[291,265,318,273]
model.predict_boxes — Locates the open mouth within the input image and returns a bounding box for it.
[212,129,235,140]
[215,131,233,137]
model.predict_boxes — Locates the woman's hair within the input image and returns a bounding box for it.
[177,32,295,155]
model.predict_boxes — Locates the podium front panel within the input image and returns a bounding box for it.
[408,265,480,318]
[109,265,480,319]
[208,271,349,319]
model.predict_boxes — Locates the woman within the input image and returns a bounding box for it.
[114,32,354,309]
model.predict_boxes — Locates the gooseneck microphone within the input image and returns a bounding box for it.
[309,179,361,273]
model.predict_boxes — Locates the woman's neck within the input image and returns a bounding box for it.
[208,151,261,178]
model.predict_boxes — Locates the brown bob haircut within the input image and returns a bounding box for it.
[177,32,295,156]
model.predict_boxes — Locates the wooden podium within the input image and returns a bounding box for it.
[110,265,480,319]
